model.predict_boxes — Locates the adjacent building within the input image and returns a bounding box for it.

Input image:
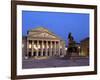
[80,37,89,57]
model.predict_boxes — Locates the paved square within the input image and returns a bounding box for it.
[22,57,89,69]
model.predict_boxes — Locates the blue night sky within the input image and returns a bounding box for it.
[22,11,89,43]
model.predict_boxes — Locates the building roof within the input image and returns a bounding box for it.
[27,27,65,43]
[81,37,89,42]
[28,27,59,37]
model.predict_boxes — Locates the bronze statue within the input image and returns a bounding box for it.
[67,32,77,59]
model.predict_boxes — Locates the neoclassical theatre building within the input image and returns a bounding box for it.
[22,27,66,58]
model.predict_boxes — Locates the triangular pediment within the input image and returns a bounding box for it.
[28,27,59,39]
[29,32,57,38]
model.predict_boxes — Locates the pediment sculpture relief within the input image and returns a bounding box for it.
[29,32,56,38]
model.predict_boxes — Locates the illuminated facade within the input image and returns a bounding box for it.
[80,37,89,57]
[24,27,66,58]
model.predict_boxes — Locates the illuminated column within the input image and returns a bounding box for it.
[46,41,48,56]
[27,40,29,56]
[41,40,44,56]
[32,40,34,56]
[50,41,52,56]
[48,41,50,56]
[56,41,58,55]
[54,41,56,55]
[36,40,39,56]
[56,42,58,55]
[40,41,41,56]
[52,42,54,56]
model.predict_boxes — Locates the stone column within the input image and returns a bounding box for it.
[27,40,29,56]
[36,40,39,56]
[56,41,58,56]
[54,41,56,56]
[32,40,34,56]
[40,41,42,56]
[48,41,50,56]
[52,42,54,56]
[41,40,44,56]
[58,41,60,56]
[50,41,52,56]
[46,41,48,56]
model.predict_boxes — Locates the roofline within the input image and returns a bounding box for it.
[81,37,89,42]
[27,26,65,42]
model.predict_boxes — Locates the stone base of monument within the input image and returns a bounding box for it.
[71,52,78,57]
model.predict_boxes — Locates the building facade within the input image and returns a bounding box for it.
[23,27,66,58]
[80,37,89,57]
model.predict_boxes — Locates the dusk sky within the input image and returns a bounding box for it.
[22,11,89,43]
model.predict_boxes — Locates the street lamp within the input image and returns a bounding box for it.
[65,47,67,51]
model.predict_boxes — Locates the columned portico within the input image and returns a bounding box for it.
[26,27,66,58]
[27,39,64,57]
